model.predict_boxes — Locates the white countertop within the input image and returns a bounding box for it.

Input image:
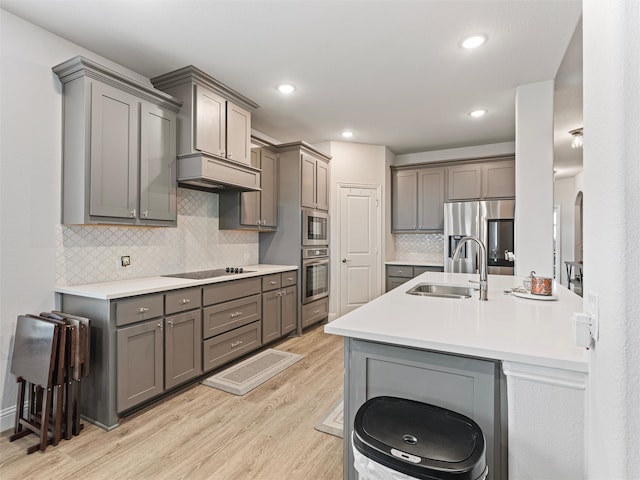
[55,264,298,300]
[385,260,445,267]
[325,271,588,372]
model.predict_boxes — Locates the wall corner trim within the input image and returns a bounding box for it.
[502,361,588,390]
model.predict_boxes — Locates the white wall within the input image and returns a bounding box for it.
[583,0,640,477]
[515,81,555,277]
[316,141,389,319]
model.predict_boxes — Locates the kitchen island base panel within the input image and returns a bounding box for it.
[344,338,506,480]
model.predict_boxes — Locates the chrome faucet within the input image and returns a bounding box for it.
[451,235,488,301]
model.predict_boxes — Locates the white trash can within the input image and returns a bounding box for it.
[352,397,488,480]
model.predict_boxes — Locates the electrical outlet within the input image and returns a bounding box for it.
[121,256,131,267]
[586,292,599,341]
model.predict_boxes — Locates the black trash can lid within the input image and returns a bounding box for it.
[353,396,487,480]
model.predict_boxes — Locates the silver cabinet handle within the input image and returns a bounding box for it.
[181,298,191,305]
[230,311,243,318]
[221,150,226,156]
[130,209,136,218]
[168,320,173,327]
[287,277,294,281]
[270,281,277,285]
[313,309,321,314]
[230,340,243,348]
[281,290,287,296]
[142,210,148,218]
[139,307,150,313]
[158,322,163,330]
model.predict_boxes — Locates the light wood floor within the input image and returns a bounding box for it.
[0,324,345,480]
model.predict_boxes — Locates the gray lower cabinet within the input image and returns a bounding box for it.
[301,297,329,328]
[202,278,263,372]
[164,310,202,390]
[344,339,506,480]
[53,56,181,227]
[59,269,297,429]
[116,288,202,413]
[117,318,164,412]
[262,272,297,344]
[385,265,444,292]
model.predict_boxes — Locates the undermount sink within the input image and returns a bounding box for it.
[406,283,479,299]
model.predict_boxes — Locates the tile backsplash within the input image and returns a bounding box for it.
[56,188,258,286]
[393,233,444,263]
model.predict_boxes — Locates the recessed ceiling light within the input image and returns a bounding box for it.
[469,110,487,118]
[277,84,295,94]
[461,34,488,49]
[341,131,354,138]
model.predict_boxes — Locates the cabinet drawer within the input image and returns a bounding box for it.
[202,321,262,372]
[301,297,329,328]
[386,266,414,278]
[203,294,261,339]
[165,287,202,315]
[115,294,164,327]
[203,277,261,306]
[281,271,297,287]
[262,274,281,292]
[414,266,444,276]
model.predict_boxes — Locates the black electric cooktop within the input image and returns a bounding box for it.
[163,268,255,280]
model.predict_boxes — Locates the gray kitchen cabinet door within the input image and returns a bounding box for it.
[89,82,138,220]
[260,149,278,227]
[194,84,226,157]
[117,319,164,412]
[262,290,281,344]
[280,285,297,336]
[240,190,261,228]
[315,159,329,211]
[418,168,446,231]
[391,170,418,231]
[301,153,317,209]
[165,310,202,390]
[482,160,515,198]
[345,339,505,480]
[139,103,177,222]
[226,102,251,164]
[447,164,482,201]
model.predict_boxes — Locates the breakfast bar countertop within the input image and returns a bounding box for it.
[55,264,298,300]
[325,271,588,372]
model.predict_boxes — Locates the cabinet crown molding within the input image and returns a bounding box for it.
[151,65,259,111]
[276,141,332,162]
[52,56,183,112]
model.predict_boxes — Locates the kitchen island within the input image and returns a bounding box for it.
[325,271,588,480]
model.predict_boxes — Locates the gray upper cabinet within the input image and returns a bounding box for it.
[447,164,482,201]
[194,85,226,157]
[392,167,445,232]
[447,158,515,201]
[151,66,261,191]
[392,169,418,230]
[219,146,279,231]
[53,56,181,227]
[301,152,329,211]
[482,160,516,199]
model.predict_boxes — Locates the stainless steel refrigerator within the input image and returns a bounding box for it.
[444,200,515,275]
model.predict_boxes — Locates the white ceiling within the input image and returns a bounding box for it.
[1,0,582,173]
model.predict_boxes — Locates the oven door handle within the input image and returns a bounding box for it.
[304,259,329,266]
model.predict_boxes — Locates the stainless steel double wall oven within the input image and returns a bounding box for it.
[301,209,329,304]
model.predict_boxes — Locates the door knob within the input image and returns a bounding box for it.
[342,258,348,263]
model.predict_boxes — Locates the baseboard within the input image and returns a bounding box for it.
[1,404,18,434]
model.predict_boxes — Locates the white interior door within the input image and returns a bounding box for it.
[339,185,380,315]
